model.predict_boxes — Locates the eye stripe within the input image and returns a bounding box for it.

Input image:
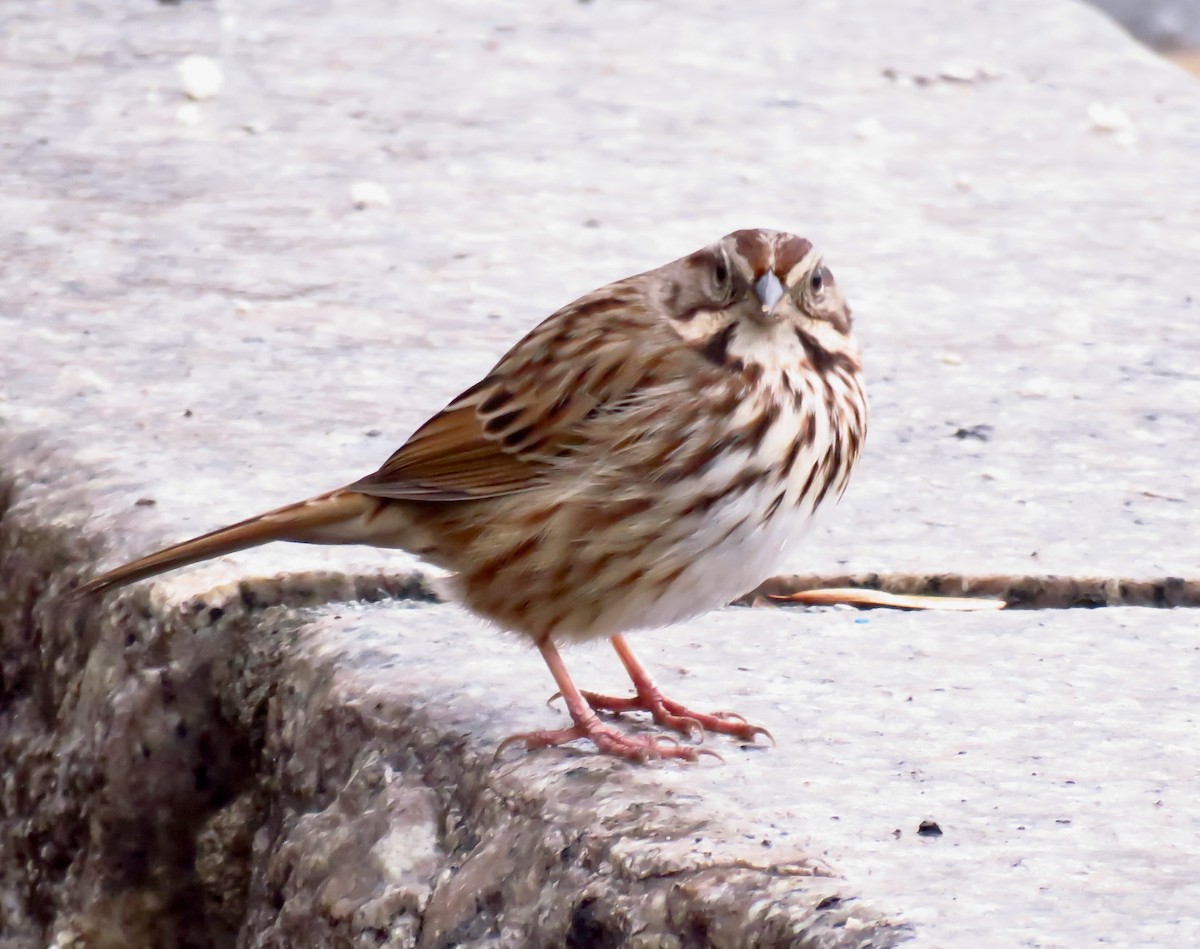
[784,249,822,289]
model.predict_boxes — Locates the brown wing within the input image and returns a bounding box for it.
[349,282,662,502]
[349,403,537,500]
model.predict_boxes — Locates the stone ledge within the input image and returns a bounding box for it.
[0,491,908,945]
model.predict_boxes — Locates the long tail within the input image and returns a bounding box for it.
[78,489,390,597]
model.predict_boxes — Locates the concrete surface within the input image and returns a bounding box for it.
[270,601,1200,948]
[1,0,1198,946]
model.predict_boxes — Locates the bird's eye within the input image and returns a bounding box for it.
[810,268,825,293]
[710,253,735,303]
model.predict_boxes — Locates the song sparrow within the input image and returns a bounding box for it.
[81,229,868,762]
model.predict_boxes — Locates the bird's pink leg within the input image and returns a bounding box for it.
[579,634,772,744]
[499,639,712,762]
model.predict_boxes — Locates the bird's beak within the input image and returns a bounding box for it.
[754,270,786,314]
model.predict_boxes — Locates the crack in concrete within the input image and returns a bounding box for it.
[748,573,1200,609]
[137,565,1200,623]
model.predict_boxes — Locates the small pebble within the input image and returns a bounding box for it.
[1017,377,1052,399]
[1087,102,1137,148]
[939,61,978,83]
[853,117,885,141]
[1087,102,1133,133]
[350,181,392,209]
[917,820,943,837]
[178,55,224,101]
[938,62,1000,84]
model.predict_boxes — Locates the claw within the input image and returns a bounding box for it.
[711,710,749,725]
[495,721,706,764]
[494,732,531,761]
[579,688,767,745]
[678,716,705,743]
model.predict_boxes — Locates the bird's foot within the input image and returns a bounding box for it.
[578,688,773,745]
[496,718,719,763]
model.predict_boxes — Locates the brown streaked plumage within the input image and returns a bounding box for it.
[80,229,868,762]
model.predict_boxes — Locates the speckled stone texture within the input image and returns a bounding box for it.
[1,0,1198,946]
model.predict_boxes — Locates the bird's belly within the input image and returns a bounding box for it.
[450,399,849,645]
[450,477,815,645]
[595,481,814,638]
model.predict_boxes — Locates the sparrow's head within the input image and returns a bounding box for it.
[660,228,858,377]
